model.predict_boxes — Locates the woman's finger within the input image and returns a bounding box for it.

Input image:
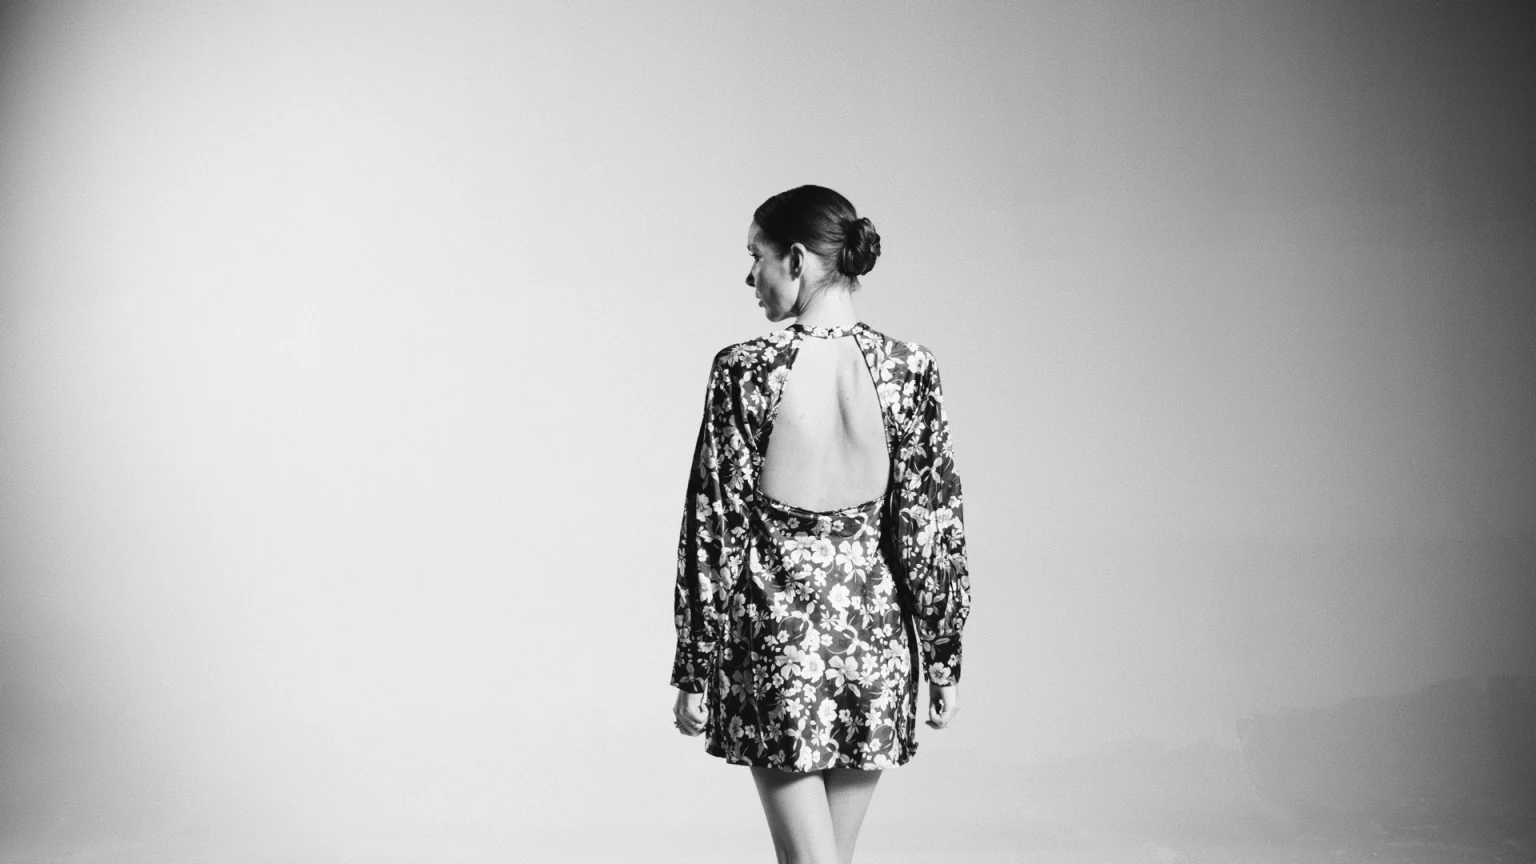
[926,693,956,728]
[673,708,701,735]
[942,697,957,722]
[673,691,706,735]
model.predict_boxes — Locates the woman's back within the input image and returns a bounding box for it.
[759,333,889,511]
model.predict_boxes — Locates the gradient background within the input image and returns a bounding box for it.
[2,1,1533,862]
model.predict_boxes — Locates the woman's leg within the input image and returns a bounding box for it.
[823,768,881,864]
[750,766,840,864]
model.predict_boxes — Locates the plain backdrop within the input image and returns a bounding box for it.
[2,1,1533,861]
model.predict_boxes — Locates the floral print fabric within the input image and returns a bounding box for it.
[671,321,971,771]
[729,491,913,769]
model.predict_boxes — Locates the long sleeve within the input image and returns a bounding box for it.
[892,352,972,686]
[671,353,751,693]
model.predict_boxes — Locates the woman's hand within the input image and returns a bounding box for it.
[673,688,706,736]
[926,683,958,729]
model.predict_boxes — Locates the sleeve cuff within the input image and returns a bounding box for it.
[922,636,962,686]
[671,642,713,693]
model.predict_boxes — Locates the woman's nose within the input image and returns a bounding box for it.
[745,272,754,287]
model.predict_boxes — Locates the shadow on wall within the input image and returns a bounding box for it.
[942,676,1536,856]
[1237,675,1536,842]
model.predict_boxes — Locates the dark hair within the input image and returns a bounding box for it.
[752,185,881,283]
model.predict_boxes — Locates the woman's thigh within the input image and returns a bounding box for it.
[824,768,881,863]
[750,766,839,864]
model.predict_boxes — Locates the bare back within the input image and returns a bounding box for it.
[760,334,890,511]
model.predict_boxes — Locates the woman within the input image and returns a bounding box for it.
[671,185,971,864]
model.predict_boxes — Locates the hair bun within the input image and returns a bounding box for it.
[838,216,881,278]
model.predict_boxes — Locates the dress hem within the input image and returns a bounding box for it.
[703,742,918,772]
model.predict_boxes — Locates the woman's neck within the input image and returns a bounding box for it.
[792,286,860,329]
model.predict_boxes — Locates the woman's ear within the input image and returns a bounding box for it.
[787,242,807,279]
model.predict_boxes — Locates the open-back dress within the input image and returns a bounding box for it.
[671,321,971,772]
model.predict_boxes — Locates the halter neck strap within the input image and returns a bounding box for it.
[788,321,868,339]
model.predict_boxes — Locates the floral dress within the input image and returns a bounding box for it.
[671,321,971,772]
